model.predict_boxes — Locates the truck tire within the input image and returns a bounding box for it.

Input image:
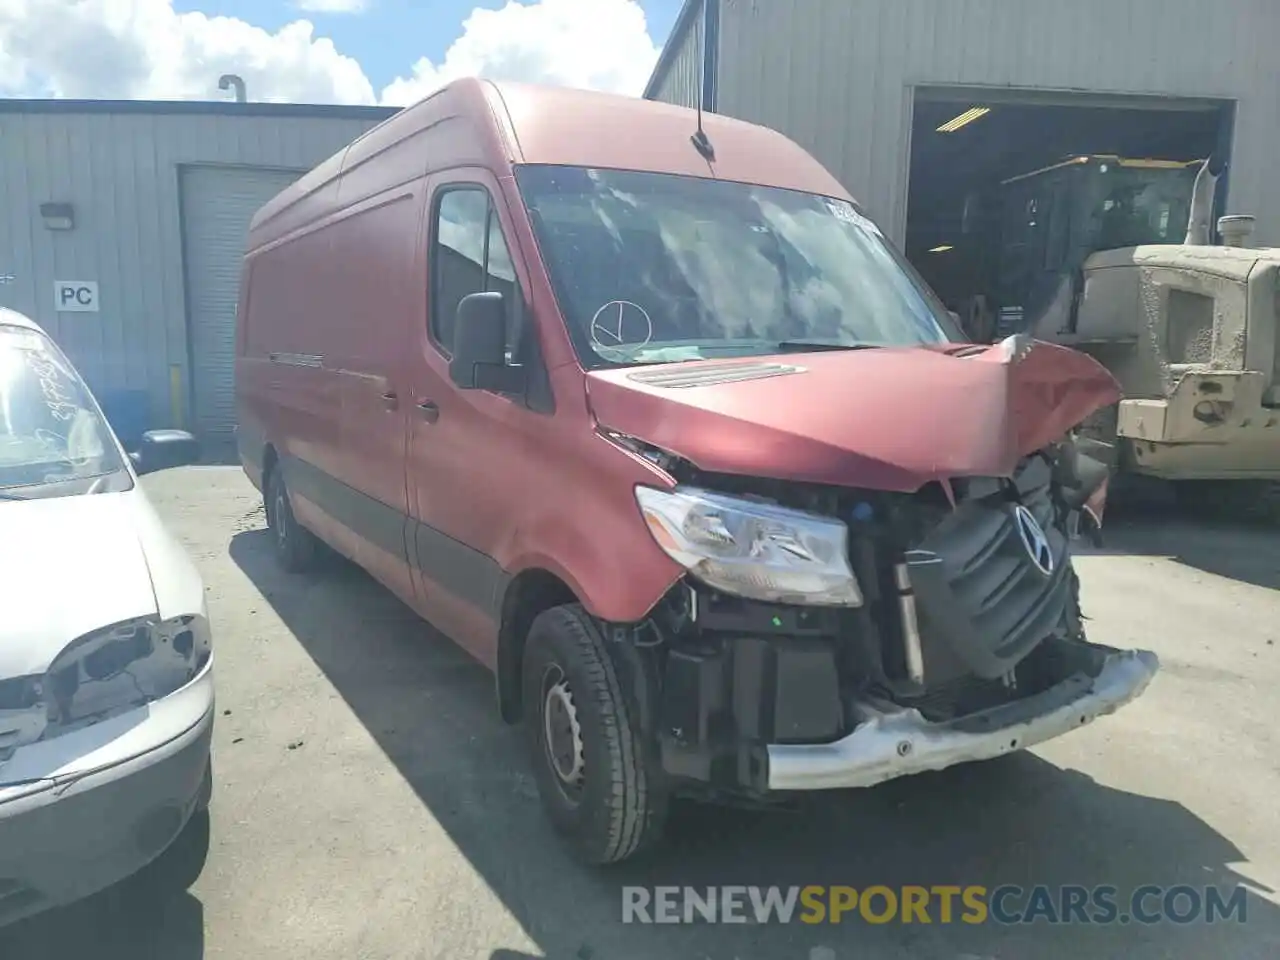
[266,468,318,573]
[1172,479,1280,525]
[521,603,667,864]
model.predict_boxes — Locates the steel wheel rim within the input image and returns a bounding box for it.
[541,664,585,800]
[274,486,289,551]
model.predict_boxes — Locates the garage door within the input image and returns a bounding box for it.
[181,165,303,441]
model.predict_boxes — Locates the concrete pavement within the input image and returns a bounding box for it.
[3,466,1278,960]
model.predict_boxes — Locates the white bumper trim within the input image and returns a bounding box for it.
[766,649,1159,791]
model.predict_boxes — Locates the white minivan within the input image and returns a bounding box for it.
[0,307,215,926]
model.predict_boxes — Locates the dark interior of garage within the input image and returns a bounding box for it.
[904,93,1234,328]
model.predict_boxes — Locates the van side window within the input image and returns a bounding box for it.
[431,186,517,356]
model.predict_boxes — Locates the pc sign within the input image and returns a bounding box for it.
[54,280,99,313]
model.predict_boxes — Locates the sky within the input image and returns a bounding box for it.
[0,0,684,106]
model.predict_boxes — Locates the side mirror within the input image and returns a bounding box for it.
[449,291,526,393]
[131,429,200,475]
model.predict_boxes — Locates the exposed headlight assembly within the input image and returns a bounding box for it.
[38,615,212,738]
[635,485,863,607]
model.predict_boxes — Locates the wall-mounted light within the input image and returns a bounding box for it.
[39,202,75,231]
[936,106,990,133]
[928,245,954,254]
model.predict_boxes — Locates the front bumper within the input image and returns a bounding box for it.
[766,648,1158,791]
[0,661,214,927]
[1117,371,1280,479]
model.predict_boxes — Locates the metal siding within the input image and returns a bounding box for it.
[0,110,384,434]
[715,0,1280,246]
[181,166,303,441]
[649,2,705,108]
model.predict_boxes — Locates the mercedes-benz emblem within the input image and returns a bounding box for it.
[1013,505,1055,576]
[589,299,653,349]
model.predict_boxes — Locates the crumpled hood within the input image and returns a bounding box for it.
[585,337,1121,491]
[0,493,158,677]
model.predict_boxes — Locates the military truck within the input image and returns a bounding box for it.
[945,153,1280,515]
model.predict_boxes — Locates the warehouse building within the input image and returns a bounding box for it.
[645,0,1279,306]
[0,99,396,447]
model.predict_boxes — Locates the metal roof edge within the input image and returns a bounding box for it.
[0,98,401,120]
[642,0,706,100]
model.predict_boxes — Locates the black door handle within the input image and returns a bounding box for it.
[416,400,440,423]
[380,391,399,411]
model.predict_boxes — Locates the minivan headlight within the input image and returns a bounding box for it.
[41,615,212,735]
[635,485,863,606]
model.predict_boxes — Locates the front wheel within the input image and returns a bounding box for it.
[521,604,667,864]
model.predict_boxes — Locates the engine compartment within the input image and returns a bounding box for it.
[604,430,1111,799]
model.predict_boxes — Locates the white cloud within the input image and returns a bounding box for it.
[0,0,375,103]
[295,0,369,14]
[0,0,660,106]
[380,0,660,106]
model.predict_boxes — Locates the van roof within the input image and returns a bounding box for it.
[247,77,852,251]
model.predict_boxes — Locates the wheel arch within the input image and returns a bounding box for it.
[496,567,579,724]
[260,443,280,491]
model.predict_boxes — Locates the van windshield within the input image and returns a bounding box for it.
[0,324,128,497]
[514,164,960,367]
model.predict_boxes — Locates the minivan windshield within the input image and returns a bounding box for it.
[0,324,128,497]
[514,164,960,367]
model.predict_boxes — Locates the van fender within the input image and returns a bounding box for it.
[493,531,681,725]
[496,521,682,627]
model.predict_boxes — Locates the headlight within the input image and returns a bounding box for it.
[634,485,863,606]
[41,614,212,736]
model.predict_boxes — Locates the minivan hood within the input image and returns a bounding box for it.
[0,492,158,677]
[585,338,1121,491]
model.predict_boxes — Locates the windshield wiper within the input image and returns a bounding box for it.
[0,490,30,501]
[775,340,882,353]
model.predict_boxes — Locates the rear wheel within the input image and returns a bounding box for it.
[266,467,318,573]
[521,604,667,864]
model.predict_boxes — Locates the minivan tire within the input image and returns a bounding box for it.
[266,468,318,573]
[522,604,667,864]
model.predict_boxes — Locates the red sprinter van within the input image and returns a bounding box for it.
[235,78,1159,864]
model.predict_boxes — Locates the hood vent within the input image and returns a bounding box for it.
[627,360,804,389]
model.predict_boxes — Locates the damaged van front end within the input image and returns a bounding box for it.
[586,336,1159,803]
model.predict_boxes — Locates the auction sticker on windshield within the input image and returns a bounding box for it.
[826,199,882,236]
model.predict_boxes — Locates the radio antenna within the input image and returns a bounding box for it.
[690,10,715,161]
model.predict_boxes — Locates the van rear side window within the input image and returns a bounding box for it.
[431,187,518,357]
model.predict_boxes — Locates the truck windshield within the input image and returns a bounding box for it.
[1089,166,1196,252]
[0,324,127,496]
[514,164,959,367]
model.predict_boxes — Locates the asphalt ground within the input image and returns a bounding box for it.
[2,465,1278,960]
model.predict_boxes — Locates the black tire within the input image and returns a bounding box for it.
[128,808,211,897]
[266,467,318,573]
[1172,479,1280,524]
[195,756,213,812]
[521,604,667,864]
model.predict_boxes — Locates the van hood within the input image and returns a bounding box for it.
[0,492,160,677]
[584,337,1121,491]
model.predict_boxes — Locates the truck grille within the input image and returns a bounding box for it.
[907,456,1074,682]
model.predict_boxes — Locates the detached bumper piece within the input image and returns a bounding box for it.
[765,647,1158,791]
